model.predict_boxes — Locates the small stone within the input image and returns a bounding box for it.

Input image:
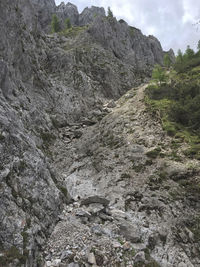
[123,242,131,250]
[107,100,116,108]
[73,202,80,208]
[61,250,73,260]
[134,251,145,263]
[88,252,97,265]
[81,196,110,206]
[112,241,122,248]
[91,225,103,236]
[99,212,113,221]
[52,259,61,266]
[68,263,80,267]
[75,209,91,218]
[45,261,52,267]
[87,203,105,214]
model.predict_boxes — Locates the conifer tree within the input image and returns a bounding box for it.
[164,54,171,69]
[185,45,195,59]
[51,14,60,33]
[107,7,113,18]
[197,40,200,51]
[152,64,167,85]
[65,18,71,29]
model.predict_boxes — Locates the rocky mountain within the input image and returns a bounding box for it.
[2,1,199,267]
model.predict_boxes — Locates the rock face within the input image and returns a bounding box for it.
[31,0,56,31]
[56,2,79,27]
[1,0,191,267]
[88,17,164,70]
[79,6,106,26]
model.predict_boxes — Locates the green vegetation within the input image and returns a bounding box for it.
[146,147,161,159]
[51,14,60,33]
[174,45,199,73]
[129,26,135,37]
[152,64,167,85]
[121,173,131,179]
[189,216,200,241]
[132,162,145,172]
[65,18,71,29]
[0,246,27,267]
[40,131,56,148]
[145,41,200,160]
[60,25,88,38]
[163,53,172,69]
[107,7,114,18]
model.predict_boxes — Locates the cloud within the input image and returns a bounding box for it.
[55,0,200,53]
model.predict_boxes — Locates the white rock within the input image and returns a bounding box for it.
[88,252,96,265]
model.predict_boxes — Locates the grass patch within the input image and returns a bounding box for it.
[59,26,88,38]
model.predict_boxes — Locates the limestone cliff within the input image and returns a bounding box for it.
[2,1,198,267]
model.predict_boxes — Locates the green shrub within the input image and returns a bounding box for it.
[146,147,161,159]
[0,246,27,267]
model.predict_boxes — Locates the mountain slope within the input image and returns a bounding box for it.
[44,83,200,266]
[0,0,181,266]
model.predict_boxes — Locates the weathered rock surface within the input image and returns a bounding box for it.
[2,0,198,267]
[45,84,200,267]
[56,2,79,27]
[79,6,106,26]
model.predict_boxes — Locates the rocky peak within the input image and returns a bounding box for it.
[56,1,79,26]
[79,6,106,26]
[166,48,176,63]
[88,16,164,69]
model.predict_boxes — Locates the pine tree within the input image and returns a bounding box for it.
[197,40,200,51]
[65,18,71,29]
[51,14,60,33]
[163,54,171,69]
[107,7,113,18]
[185,45,195,59]
[176,49,183,63]
[152,64,167,85]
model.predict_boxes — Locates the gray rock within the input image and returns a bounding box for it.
[91,225,103,236]
[75,209,91,218]
[88,252,97,265]
[67,263,80,267]
[80,196,110,206]
[32,0,56,32]
[134,251,145,263]
[107,100,116,108]
[56,2,79,28]
[61,250,73,260]
[79,6,105,26]
[118,222,142,243]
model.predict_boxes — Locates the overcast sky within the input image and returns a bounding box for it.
[55,0,200,53]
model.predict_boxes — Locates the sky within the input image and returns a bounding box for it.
[55,0,200,53]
